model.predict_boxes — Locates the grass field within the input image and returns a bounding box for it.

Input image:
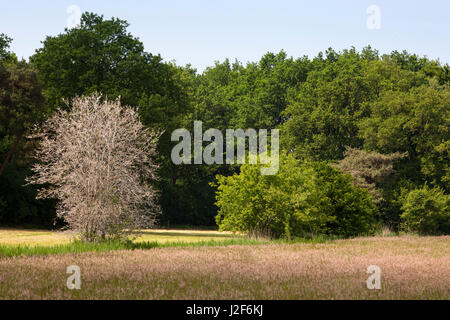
[0,228,259,257]
[0,229,448,299]
[0,228,240,246]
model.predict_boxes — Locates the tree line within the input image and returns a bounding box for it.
[0,12,448,234]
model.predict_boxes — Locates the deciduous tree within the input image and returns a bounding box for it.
[27,95,161,241]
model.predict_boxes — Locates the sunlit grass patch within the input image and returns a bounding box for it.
[0,228,335,258]
[0,229,73,246]
[0,228,243,248]
[133,229,241,244]
[0,238,276,258]
[0,228,246,257]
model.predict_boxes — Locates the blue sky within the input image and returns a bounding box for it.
[1,0,449,72]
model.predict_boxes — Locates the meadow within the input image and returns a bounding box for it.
[0,228,240,246]
[0,229,448,300]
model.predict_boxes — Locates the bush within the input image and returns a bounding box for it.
[400,186,450,235]
[213,153,377,238]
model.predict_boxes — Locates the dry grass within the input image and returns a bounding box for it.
[0,236,448,299]
[133,229,239,243]
[0,228,239,246]
[0,229,72,246]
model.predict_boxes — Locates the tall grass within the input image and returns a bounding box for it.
[0,236,333,258]
[1,236,448,299]
[0,241,133,258]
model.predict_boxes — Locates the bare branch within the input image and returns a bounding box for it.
[27,94,161,241]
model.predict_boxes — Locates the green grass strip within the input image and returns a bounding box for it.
[0,236,335,258]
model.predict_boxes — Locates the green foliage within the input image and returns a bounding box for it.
[192,52,310,130]
[281,48,425,161]
[334,148,409,229]
[0,34,12,61]
[389,50,450,84]
[334,147,406,204]
[31,13,159,109]
[0,161,56,227]
[0,35,47,163]
[171,51,312,225]
[0,61,47,144]
[400,186,450,235]
[214,153,377,238]
[359,85,450,191]
[0,38,55,226]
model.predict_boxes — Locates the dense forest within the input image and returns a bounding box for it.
[0,13,448,234]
